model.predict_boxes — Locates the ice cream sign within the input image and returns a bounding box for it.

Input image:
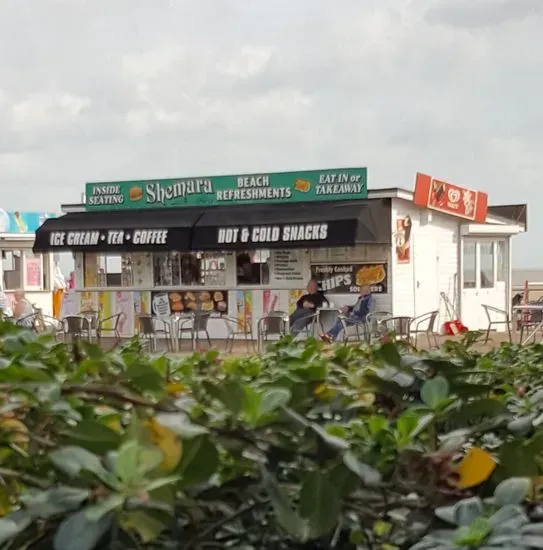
[413,173,488,223]
[0,210,56,234]
[48,229,169,248]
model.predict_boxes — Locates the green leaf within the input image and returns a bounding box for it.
[327,463,360,497]
[123,362,163,393]
[421,376,450,408]
[54,509,113,550]
[343,451,381,486]
[261,468,308,540]
[85,494,125,521]
[115,441,141,484]
[203,380,245,415]
[412,413,436,437]
[143,475,181,493]
[377,342,402,367]
[0,512,32,545]
[120,509,170,543]
[50,446,108,481]
[299,470,340,538]
[396,411,419,440]
[311,423,350,451]
[494,478,531,506]
[177,436,219,486]
[259,388,291,417]
[61,420,121,454]
[21,487,89,518]
[455,497,483,526]
[154,413,209,439]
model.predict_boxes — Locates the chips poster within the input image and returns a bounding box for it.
[310,263,388,294]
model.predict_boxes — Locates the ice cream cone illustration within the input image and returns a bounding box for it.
[13,212,27,233]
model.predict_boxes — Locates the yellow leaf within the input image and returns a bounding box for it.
[144,419,183,474]
[529,476,543,500]
[357,393,376,407]
[0,487,11,517]
[313,383,337,401]
[452,447,496,489]
[0,419,29,450]
[165,382,186,396]
[373,520,392,537]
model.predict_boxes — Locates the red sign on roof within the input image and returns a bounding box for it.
[413,173,488,223]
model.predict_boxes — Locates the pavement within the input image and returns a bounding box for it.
[115,330,520,357]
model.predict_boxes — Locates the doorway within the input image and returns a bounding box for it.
[461,238,508,330]
[414,232,440,317]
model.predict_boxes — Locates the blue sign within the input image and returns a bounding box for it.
[0,211,56,234]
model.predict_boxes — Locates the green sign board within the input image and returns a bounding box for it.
[85,167,368,210]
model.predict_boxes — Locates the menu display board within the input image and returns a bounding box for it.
[311,263,388,294]
[270,250,305,284]
[151,290,228,317]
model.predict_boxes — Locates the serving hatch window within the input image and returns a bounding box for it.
[236,250,270,285]
[153,252,226,287]
[83,253,130,287]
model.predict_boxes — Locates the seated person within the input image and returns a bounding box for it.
[320,285,374,342]
[289,279,328,335]
[13,290,34,327]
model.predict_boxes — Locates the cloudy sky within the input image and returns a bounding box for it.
[0,0,540,265]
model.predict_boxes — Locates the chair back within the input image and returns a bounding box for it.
[427,310,439,332]
[260,311,288,336]
[366,311,391,336]
[79,310,99,330]
[138,315,155,335]
[193,312,211,331]
[382,316,411,338]
[63,315,87,334]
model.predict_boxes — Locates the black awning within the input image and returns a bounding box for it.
[191,199,391,250]
[33,209,200,253]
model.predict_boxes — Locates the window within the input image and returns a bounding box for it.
[83,254,127,287]
[480,242,495,289]
[236,250,270,285]
[462,241,476,289]
[153,252,226,287]
[24,252,44,289]
[496,240,507,282]
[2,251,23,290]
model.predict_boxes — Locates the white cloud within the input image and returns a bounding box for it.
[0,0,539,265]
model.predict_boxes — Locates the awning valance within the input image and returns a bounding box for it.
[190,200,391,250]
[33,199,391,253]
[33,210,200,253]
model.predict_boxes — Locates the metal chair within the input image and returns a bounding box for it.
[482,304,512,344]
[178,312,212,351]
[257,311,289,351]
[77,310,100,342]
[380,316,412,341]
[62,315,91,342]
[98,312,125,347]
[222,315,254,353]
[137,315,171,352]
[410,311,440,348]
[365,311,392,343]
[337,314,367,343]
[517,303,543,344]
[33,309,63,338]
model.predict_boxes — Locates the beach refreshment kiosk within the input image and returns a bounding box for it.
[0,210,56,315]
[33,169,525,341]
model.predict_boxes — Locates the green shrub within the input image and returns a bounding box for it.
[0,325,540,549]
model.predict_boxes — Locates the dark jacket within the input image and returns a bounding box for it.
[296,291,328,310]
